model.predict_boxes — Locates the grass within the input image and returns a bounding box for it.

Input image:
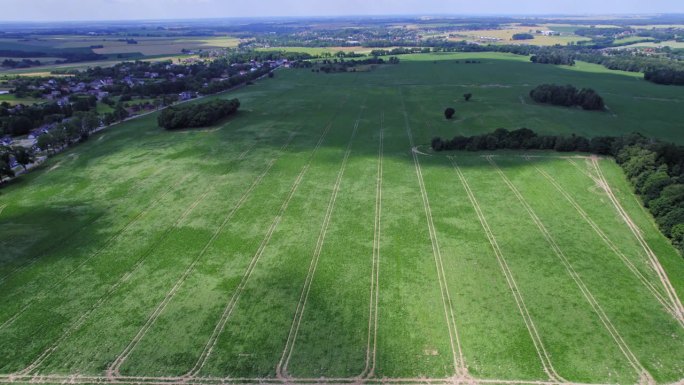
[0,93,43,105]
[0,52,682,384]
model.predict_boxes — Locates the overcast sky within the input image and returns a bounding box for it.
[1,0,683,22]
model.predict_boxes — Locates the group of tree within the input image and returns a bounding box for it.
[512,33,534,40]
[158,98,240,130]
[1,58,41,68]
[314,56,399,73]
[35,111,101,153]
[530,52,575,66]
[431,128,684,255]
[644,68,684,86]
[0,102,76,137]
[0,145,35,181]
[529,84,605,110]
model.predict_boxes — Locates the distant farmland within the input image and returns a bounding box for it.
[0,53,682,385]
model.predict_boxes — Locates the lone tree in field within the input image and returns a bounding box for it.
[444,107,456,119]
[464,93,473,102]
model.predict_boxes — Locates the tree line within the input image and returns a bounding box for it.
[529,84,605,110]
[158,98,240,130]
[431,128,684,255]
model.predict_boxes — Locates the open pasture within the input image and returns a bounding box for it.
[0,53,683,385]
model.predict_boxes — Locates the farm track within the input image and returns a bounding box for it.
[590,156,684,325]
[359,112,384,380]
[400,90,466,378]
[277,104,365,379]
[449,157,565,383]
[0,165,170,287]
[16,139,264,376]
[0,168,189,331]
[184,118,337,379]
[527,158,684,327]
[487,156,653,384]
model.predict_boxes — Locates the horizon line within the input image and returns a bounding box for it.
[1,12,683,24]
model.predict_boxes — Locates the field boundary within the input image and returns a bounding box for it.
[277,104,365,379]
[487,156,653,384]
[0,372,621,385]
[449,157,564,382]
[401,89,466,378]
[528,157,683,327]
[590,156,684,325]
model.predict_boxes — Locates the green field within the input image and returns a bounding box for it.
[0,93,43,105]
[0,52,683,385]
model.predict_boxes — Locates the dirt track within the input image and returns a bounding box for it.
[488,156,653,384]
[278,107,364,379]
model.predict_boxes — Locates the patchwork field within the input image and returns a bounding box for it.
[0,36,241,56]
[0,53,683,385]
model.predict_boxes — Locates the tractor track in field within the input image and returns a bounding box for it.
[401,90,466,378]
[182,89,356,379]
[106,135,296,379]
[590,156,684,327]
[527,158,683,326]
[0,170,190,331]
[184,117,337,379]
[0,165,170,288]
[359,112,384,380]
[487,156,654,384]
[449,157,565,383]
[277,104,365,379]
[16,139,264,377]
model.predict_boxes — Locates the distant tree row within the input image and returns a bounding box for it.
[529,84,605,110]
[1,58,42,68]
[530,52,575,65]
[512,33,534,40]
[431,129,684,256]
[644,68,684,86]
[158,99,240,130]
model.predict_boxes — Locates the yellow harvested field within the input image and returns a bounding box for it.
[448,25,591,46]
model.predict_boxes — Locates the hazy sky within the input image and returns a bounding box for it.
[1,0,683,22]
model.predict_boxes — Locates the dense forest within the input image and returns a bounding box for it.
[157,98,240,130]
[431,129,684,255]
[529,84,605,110]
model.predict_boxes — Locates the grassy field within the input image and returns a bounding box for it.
[447,25,591,46]
[0,93,43,105]
[0,52,683,385]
